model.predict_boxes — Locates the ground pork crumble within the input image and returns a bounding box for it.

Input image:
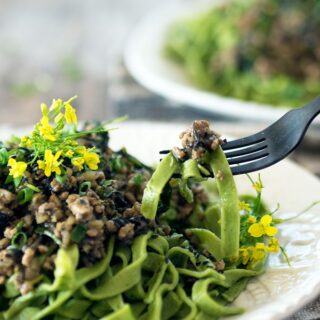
[0,129,156,294]
[173,120,224,160]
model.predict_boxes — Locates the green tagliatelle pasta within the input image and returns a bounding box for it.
[0,120,282,320]
[141,153,180,219]
[209,146,239,258]
[0,232,262,319]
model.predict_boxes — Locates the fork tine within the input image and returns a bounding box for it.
[230,156,273,175]
[222,132,266,150]
[224,141,267,158]
[159,139,268,161]
[159,149,171,154]
[228,149,269,165]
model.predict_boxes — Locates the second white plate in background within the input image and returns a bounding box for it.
[124,0,315,122]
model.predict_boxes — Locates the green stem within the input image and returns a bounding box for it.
[28,150,39,166]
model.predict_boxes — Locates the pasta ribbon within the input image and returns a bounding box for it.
[141,152,179,219]
[81,233,151,300]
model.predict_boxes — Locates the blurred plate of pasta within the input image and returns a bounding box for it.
[124,0,320,123]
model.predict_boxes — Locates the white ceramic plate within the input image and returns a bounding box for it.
[110,122,320,320]
[124,0,315,122]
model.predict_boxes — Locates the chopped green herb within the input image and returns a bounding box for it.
[71,224,88,243]
[11,232,27,250]
[79,182,91,196]
[17,188,34,205]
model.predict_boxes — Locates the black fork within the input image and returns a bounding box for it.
[161,96,320,175]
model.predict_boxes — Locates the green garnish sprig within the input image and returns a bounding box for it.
[6,97,110,185]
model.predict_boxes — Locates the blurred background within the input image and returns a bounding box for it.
[0,0,165,125]
[0,0,319,177]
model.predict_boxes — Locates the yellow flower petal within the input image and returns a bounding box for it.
[252,242,266,261]
[252,249,265,261]
[50,99,63,112]
[8,158,16,166]
[265,226,278,237]
[75,146,86,155]
[37,160,45,171]
[247,216,257,224]
[72,157,84,170]
[20,136,32,148]
[252,180,263,193]
[8,158,27,178]
[53,166,61,175]
[248,223,264,238]
[54,150,62,161]
[38,150,62,177]
[41,103,49,116]
[44,166,51,177]
[65,104,77,124]
[255,242,266,250]
[65,150,74,157]
[267,238,280,253]
[39,116,56,141]
[260,214,272,226]
[83,151,100,170]
[239,201,251,212]
[239,247,250,265]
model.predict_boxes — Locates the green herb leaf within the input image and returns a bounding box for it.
[132,174,143,187]
[43,230,62,246]
[4,175,13,185]
[13,177,23,188]
[35,226,62,246]
[55,174,68,185]
[11,232,27,250]
[79,182,91,196]
[0,148,8,166]
[101,180,112,188]
[71,224,88,243]
[111,155,125,172]
[25,184,41,193]
[17,188,34,205]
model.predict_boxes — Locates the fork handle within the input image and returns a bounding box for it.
[301,96,320,122]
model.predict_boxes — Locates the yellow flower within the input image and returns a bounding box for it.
[65,150,74,157]
[8,158,27,178]
[72,157,84,170]
[75,146,86,154]
[239,247,250,265]
[239,201,251,212]
[83,150,100,170]
[37,150,62,177]
[247,215,257,224]
[267,237,280,253]
[50,98,63,112]
[252,242,266,261]
[65,103,77,124]
[39,116,56,141]
[41,103,49,116]
[248,214,278,238]
[20,136,32,148]
[252,180,263,193]
[239,243,267,265]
